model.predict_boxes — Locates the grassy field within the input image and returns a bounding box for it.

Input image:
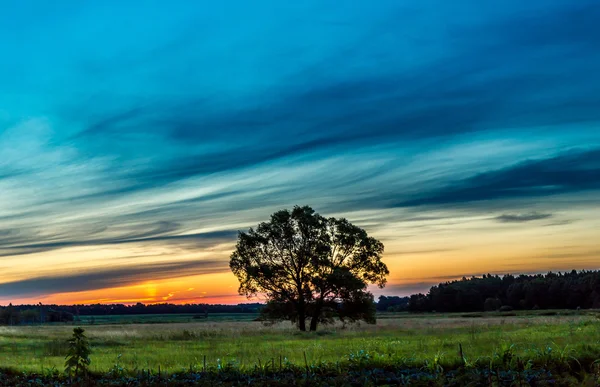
[76,312,258,325]
[1,311,599,378]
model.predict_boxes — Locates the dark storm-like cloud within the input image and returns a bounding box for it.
[0,259,228,297]
[399,148,600,207]
[495,213,553,223]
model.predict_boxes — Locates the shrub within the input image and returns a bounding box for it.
[499,305,514,312]
[65,327,91,377]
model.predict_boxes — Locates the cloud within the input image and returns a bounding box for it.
[0,0,600,301]
[0,259,228,298]
[399,148,600,207]
[58,0,600,193]
[0,222,236,257]
[495,212,553,223]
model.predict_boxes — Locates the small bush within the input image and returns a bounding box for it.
[65,327,91,377]
[499,305,514,312]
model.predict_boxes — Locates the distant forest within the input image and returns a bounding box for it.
[408,270,600,312]
[0,303,263,325]
[2,270,600,325]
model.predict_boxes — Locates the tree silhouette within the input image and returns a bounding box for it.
[408,270,600,313]
[230,205,388,331]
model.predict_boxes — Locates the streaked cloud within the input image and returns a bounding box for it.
[0,0,599,301]
[399,149,600,207]
[495,213,553,223]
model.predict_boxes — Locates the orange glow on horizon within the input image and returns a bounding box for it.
[2,206,599,306]
[5,248,600,306]
[3,272,249,306]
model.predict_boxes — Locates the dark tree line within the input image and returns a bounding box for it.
[64,302,263,316]
[408,270,600,313]
[0,303,263,325]
[0,303,74,325]
[376,295,409,312]
[6,270,600,324]
[0,299,408,325]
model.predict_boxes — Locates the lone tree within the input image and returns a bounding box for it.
[230,205,388,331]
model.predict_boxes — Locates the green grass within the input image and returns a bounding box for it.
[76,312,258,325]
[1,312,599,375]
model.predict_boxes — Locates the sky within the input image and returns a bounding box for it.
[1,0,599,305]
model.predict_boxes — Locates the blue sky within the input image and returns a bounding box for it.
[1,0,599,304]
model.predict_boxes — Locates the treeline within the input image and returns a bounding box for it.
[408,270,600,313]
[67,302,263,315]
[5,270,599,324]
[0,304,74,325]
[0,299,408,325]
[376,295,409,312]
[0,302,264,324]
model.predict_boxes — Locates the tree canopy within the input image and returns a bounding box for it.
[230,205,388,331]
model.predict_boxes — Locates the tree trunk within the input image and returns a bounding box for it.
[309,316,318,331]
[297,299,307,331]
[298,317,307,331]
[309,303,322,331]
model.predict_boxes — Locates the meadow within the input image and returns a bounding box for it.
[1,311,600,385]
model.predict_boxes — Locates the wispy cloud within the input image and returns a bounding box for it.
[399,149,600,207]
[0,222,236,258]
[0,0,599,301]
[495,213,553,223]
